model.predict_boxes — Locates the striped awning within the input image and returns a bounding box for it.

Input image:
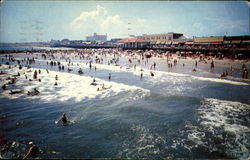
[211,42,222,44]
[84,42,92,44]
[185,42,194,45]
[156,41,161,45]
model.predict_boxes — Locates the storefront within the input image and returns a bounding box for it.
[118,38,148,49]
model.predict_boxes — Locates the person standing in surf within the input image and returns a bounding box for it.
[210,60,214,72]
[108,73,111,81]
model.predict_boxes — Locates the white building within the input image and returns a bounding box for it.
[86,33,107,42]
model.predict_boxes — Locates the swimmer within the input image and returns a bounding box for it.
[27,91,31,96]
[150,71,154,77]
[10,89,23,94]
[61,113,68,123]
[102,84,107,90]
[23,142,39,159]
[2,84,7,90]
[68,68,73,72]
[220,72,226,77]
[57,113,69,125]
[90,82,97,86]
[78,68,84,74]
[27,88,40,96]
[90,78,98,85]
[8,78,16,84]
[34,88,40,94]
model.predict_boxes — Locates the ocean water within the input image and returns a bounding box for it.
[0,50,249,159]
[0,45,75,51]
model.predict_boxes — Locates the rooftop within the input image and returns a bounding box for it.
[118,38,148,43]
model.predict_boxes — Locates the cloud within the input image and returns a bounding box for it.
[70,5,148,39]
[101,15,128,37]
[71,5,107,29]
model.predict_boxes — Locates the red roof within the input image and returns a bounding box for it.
[118,38,148,43]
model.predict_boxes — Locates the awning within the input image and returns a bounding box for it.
[156,41,161,45]
[223,40,231,44]
[231,40,241,44]
[185,42,194,45]
[84,42,92,44]
[200,43,210,45]
[241,40,250,44]
[172,42,179,45]
[150,41,156,45]
[178,41,186,44]
[208,52,215,55]
[165,41,172,45]
[211,42,222,44]
[161,41,166,45]
[99,42,105,45]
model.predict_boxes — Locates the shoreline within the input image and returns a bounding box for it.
[1,49,249,80]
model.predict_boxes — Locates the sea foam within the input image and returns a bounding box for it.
[0,65,150,102]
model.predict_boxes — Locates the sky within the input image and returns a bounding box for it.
[0,0,249,43]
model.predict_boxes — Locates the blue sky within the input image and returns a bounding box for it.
[0,0,249,43]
